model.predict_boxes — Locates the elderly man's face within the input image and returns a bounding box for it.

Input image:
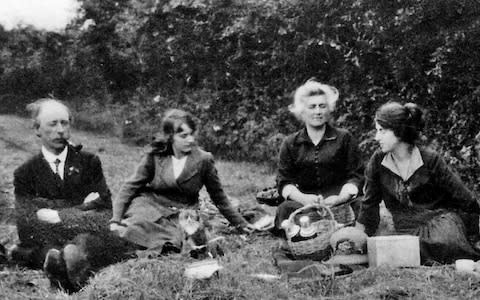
[36,102,71,154]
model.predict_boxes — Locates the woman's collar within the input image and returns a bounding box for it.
[296,124,338,144]
[381,145,424,180]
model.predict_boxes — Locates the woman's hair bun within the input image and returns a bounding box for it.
[404,102,424,131]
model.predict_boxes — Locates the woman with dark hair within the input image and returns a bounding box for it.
[274,80,364,235]
[110,109,253,253]
[356,102,480,264]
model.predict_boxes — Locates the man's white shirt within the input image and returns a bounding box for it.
[42,146,68,180]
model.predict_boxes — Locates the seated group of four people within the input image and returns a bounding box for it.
[10,79,480,291]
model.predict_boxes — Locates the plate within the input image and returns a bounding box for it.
[184,259,222,279]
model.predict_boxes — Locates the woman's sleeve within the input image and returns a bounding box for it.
[432,154,480,213]
[356,153,382,235]
[112,153,155,221]
[203,154,247,227]
[276,138,297,196]
[343,133,364,191]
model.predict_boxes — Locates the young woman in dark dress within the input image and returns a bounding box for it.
[356,102,480,264]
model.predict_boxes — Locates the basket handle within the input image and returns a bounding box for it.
[287,204,335,224]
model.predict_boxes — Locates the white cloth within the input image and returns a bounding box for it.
[172,155,187,179]
[42,146,68,180]
[381,145,424,181]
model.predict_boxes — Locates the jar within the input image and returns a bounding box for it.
[291,215,317,242]
[281,220,300,238]
[299,216,316,238]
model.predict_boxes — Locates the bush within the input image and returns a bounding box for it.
[2,0,480,189]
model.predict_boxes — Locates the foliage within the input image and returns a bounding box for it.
[1,0,480,186]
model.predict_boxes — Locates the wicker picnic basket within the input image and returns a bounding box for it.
[286,204,337,258]
[329,203,356,226]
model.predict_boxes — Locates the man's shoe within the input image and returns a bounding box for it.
[43,248,74,292]
[63,244,91,292]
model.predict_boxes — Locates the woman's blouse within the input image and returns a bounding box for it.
[277,124,364,198]
[172,155,187,179]
[357,146,480,235]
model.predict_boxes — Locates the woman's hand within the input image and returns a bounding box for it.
[322,192,352,207]
[36,208,61,223]
[296,193,323,206]
[322,195,343,207]
[284,186,323,206]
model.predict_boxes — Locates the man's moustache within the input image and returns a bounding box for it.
[53,138,68,144]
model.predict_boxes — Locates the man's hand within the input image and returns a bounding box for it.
[36,208,61,223]
[83,192,100,204]
[80,192,101,211]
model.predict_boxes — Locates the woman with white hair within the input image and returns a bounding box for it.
[274,79,364,235]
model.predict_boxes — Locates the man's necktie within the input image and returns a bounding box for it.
[54,158,62,181]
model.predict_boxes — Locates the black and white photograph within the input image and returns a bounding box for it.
[1,0,480,299]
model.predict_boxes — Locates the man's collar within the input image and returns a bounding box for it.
[42,145,68,163]
[381,145,424,180]
[295,124,338,144]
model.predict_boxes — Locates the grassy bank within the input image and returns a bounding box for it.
[0,114,479,299]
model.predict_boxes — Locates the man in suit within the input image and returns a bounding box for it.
[12,98,129,292]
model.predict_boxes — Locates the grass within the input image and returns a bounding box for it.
[1,114,480,299]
